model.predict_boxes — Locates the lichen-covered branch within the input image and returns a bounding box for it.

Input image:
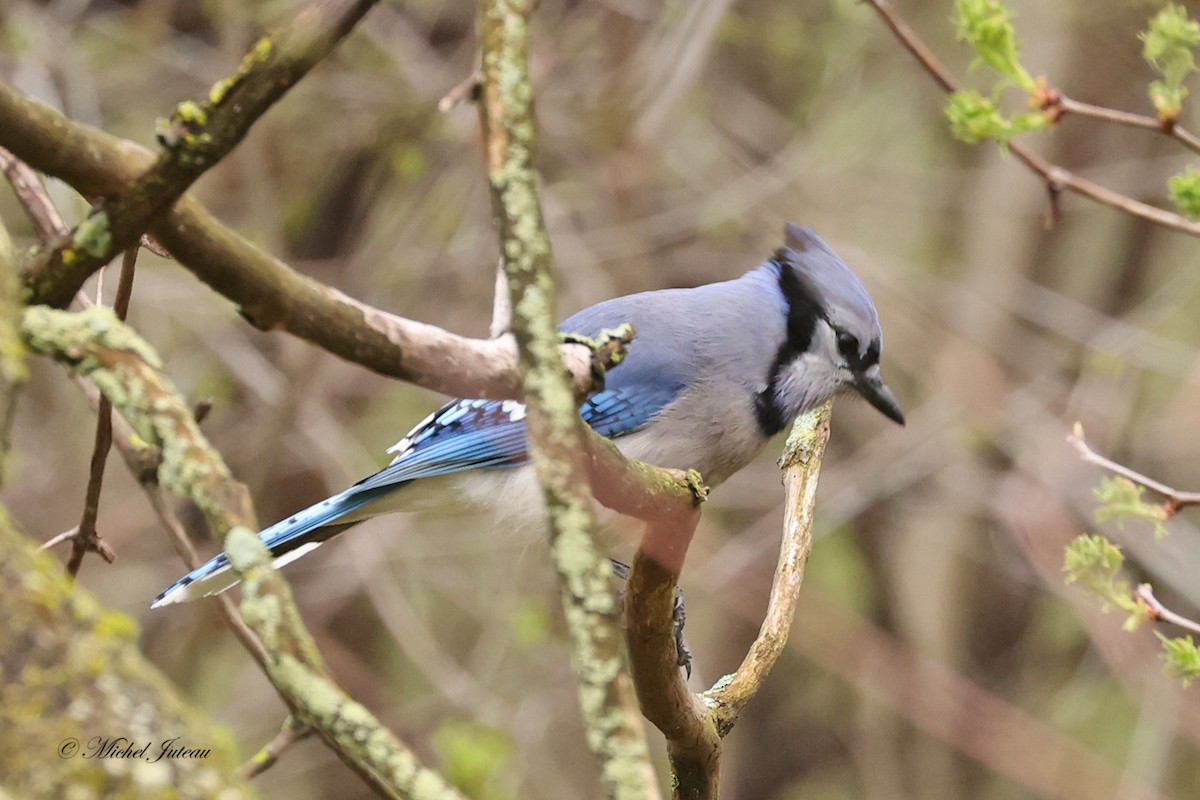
[477,1,660,797]
[225,526,467,800]
[20,306,466,800]
[0,216,25,488]
[0,79,612,400]
[0,511,253,799]
[22,0,380,308]
[21,306,257,537]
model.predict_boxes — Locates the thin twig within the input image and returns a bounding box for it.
[1136,583,1200,637]
[0,145,68,241]
[1057,95,1200,156]
[139,234,171,258]
[863,0,1200,239]
[238,716,313,779]
[1068,423,1200,510]
[61,248,138,575]
[147,486,271,669]
[438,70,482,113]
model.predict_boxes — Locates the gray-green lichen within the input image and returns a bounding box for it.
[779,400,832,468]
[0,220,27,386]
[20,305,253,535]
[480,1,658,796]
[71,212,114,260]
[268,656,465,800]
[0,509,253,799]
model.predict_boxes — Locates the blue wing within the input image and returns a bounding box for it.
[153,299,689,607]
[355,380,680,492]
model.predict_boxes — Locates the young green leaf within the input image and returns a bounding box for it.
[1141,4,1200,121]
[1063,534,1140,619]
[1157,633,1200,687]
[1168,165,1200,219]
[953,0,1036,91]
[945,91,1047,146]
[1093,476,1170,539]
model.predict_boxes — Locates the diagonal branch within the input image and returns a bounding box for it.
[0,145,68,240]
[1135,584,1200,637]
[1068,423,1200,511]
[0,80,614,400]
[21,306,466,800]
[863,0,1200,239]
[22,0,381,308]
[1055,95,1200,156]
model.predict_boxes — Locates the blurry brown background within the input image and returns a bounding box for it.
[4,0,1200,798]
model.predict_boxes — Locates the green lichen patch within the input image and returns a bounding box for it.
[71,212,113,260]
[0,512,253,799]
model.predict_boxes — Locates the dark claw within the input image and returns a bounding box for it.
[673,586,692,678]
[610,558,692,678]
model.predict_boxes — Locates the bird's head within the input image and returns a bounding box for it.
[757,223,905,430]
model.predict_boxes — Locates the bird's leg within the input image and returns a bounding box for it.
[610,558,692,678]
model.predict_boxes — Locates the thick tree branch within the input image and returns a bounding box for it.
[22,0,380,308]
[0,514,253,798]
[0,80,612,400]
[864,0,1200,239]
[21,306,465,800]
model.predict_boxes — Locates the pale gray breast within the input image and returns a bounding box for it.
[612,375,771,487]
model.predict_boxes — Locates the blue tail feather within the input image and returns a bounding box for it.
[151,483,399,607]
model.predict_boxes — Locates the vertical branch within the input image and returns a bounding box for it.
[477,1,660,797]
[63,248,138,575]
[704,402,831,734]
[0,214,25,488]
[625,404,831,799]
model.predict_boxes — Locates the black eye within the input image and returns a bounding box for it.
[836,331,859,359]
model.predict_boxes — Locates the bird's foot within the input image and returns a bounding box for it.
[610,558,692,678]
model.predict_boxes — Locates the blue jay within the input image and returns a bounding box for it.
[152,224,903,608]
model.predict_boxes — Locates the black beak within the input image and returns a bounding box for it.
[853,366,905,426]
